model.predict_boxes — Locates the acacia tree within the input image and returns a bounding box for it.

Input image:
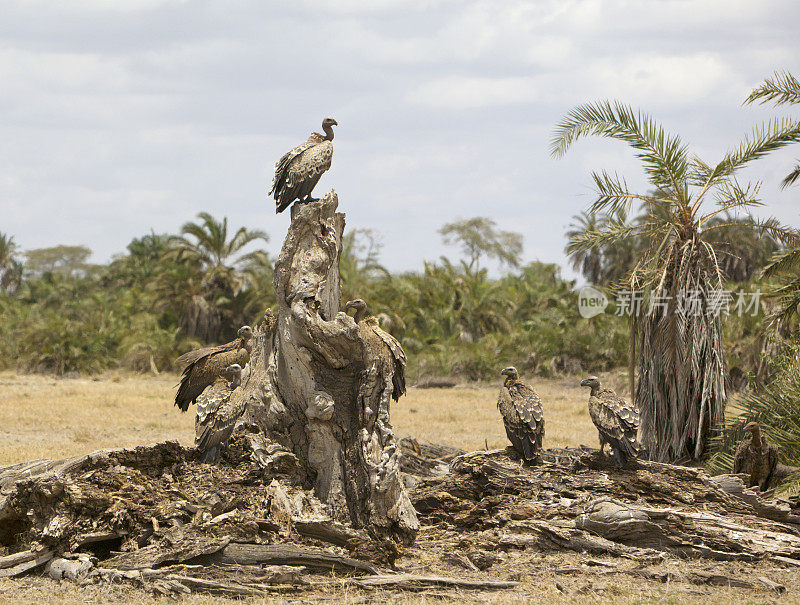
[552,101,800,462]
[439,217,523,270]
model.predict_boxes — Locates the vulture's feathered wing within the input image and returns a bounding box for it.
[270,117,336,213]
[196,381,247,463]
[733,423,779,491]
[196,311,277,461]
[174,327,252,412]
[363,316,407,401]
[497,369,545,461]
[582,377,642,467]
[345,299,406,402]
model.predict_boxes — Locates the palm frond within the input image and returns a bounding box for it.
[715,118,800,177]
[782,163,800,189]
[550,101,688,194]
[745,71,800,107]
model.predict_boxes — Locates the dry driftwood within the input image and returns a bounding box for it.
[238,192,418,543]
[411,448,800,565]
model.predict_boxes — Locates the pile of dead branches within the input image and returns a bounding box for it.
[2,438,799,597]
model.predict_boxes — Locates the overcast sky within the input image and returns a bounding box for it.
[1,0,798,276]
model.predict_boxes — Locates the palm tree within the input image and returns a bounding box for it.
[746,71,800,188]
[0,233,20,292]
[552,101,800,462]
[745,71,800,329]
[565,212,603,283]
[166,213,269,341]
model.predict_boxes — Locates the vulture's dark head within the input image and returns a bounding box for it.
[322,116,338,128]
[345,299,368,323]
[743,421,761,434]
[580,376,601,389]
[237,325,253,340]
[345,299,367,312]
[501,366,519,380]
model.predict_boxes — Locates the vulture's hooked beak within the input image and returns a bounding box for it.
[580,378,591,386]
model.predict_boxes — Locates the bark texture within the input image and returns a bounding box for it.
[239,191,418,543]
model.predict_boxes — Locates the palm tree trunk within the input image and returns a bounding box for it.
[636,238,728,462]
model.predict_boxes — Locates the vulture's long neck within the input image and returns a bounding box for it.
[750,425,763,450]
[504,376,518,388]
[322,124,335,141]
[353,307,367,324]
[590,384,600,396]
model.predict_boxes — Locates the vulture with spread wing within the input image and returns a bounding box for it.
[174,326,253,412]
[270,117,337,213]
[733,421,779,491]
[195,312,277,462]
[497,366,545,461]
[580,376,642,467]
[345,299,406,402]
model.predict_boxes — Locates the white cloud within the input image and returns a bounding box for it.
[408,76,540,109]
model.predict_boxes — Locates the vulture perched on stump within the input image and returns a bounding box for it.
[195,363,243,462]
[497,366,545,461]
[174,326,253,412]
[270,117,337,213]
[195,312,278,462]
[345,299,406,402]
[580,376,642,467]
[733,422,779,491]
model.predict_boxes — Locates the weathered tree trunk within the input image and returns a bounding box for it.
[240,191,418,544]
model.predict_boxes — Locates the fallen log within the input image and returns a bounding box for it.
[351,573,518,590]
[206,543,380,575]
[0,549,54,578]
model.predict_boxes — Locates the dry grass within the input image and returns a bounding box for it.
[0,370,626,465]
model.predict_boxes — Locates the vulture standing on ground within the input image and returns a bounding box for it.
[195,363,243,462]
[344,299,406,402]
[580,376,642,467]
[733,421,779,491]
[174,326,253,412]
[195,311,278,462]
[270,117,338,213]
[497,366,545,461]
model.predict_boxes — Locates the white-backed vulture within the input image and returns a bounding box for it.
[174,326,252,412]
[580,376,642,467]
[733,421,779,491]
[270,117,337,213]
[497,366,545,461]
[344,299,406,402]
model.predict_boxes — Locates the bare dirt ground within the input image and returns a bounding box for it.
[1,370,798,604]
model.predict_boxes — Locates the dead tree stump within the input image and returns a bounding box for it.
[240,191,418,544]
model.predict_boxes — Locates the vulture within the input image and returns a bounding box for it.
[196,312,278,462]
[344,299,406,401]
[497,366,545,461]
[733,421,778,491]
[174,326,253,412]
[270,117,338,213]
[580,376,642,467]
[195,363,246,463]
